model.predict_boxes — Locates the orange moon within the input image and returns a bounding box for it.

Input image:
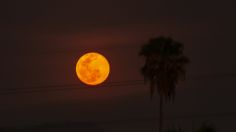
[76,52,110,86]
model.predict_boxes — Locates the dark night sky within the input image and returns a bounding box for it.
[1,0,236,131]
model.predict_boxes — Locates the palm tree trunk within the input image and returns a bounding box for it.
[159,94,163,132]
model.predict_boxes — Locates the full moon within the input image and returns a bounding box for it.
[76,52,110,86]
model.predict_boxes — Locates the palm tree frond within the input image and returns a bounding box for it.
[139,36,189,102]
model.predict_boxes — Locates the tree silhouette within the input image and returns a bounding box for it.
[139,36,189,132]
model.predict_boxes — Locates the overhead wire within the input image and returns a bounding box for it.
[1,73,236,95]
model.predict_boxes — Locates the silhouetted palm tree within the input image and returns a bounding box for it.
[139,36,189,132]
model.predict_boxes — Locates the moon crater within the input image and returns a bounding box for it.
[76,52,110,85]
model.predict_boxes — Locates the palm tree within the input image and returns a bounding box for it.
[139,36,189,132]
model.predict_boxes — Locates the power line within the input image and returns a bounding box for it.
[2,80,142,92]
[0,80,143,95]
[1,73,236,95]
